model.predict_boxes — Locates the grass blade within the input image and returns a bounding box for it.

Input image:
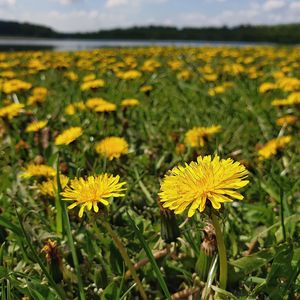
[127,211,171,300]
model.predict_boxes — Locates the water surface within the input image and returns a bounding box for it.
[0,38,272,51]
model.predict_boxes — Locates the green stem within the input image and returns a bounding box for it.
[63,207,86,300]
[102,220,148,300]
[57,169,86,300]
[55,154,63,235]
[279,187,286,242]
[211,213,227,290]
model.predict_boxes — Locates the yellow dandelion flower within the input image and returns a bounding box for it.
[95,137,129,160]
[54,127,83,145]
[258,136,291,160]
[168,60,182,70]
[118,70,141,80]
[287,92,300,104]
[0,71,16,78]
[121,98,140,107]
[276,115,297,126]
[21,164,56,178]
[271,98,292,106]
[1,79,32,94]
[32,87,48,97]
[159,155,249,217]
[65,102,85,115]
[61,174,126,217]
[185,125,221,148]
[0,103,24,119]
[64,71,78,81]
[94,102,116,112]
[140,85,153,93]
[80,79,105,91]
[177,70,191,81]
[38,175,69,197]
[83,74,96,82]
[203,74,218,82]
[25,120,48,132]
[85,97,107,109]
[65,104,76,115]
[259,82,277,94]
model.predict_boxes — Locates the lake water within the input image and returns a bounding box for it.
[0,38,272,51]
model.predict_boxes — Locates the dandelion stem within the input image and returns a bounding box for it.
[102,220,148,300]
[57,169,86,300]
[211,212,227,290]
[63,210,86,300]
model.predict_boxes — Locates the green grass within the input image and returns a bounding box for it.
[0,46,299,299]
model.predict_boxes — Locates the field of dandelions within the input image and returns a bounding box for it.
[0,46,299,300]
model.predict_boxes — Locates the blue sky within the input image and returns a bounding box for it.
[0,0,300,32]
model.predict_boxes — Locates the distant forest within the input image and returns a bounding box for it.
[1,20,300,43]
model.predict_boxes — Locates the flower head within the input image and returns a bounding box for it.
[258,136,291,160]
[185,125,221,148]
[121,98,140,107]
[37,175,69,197]
[0,103,24,119]
[1,79,32,94]
[25,120,48,132]
[276,115,297,126]
[61,174,126,217]
[94,102,116,112]
[21,164,56,178]
[159,155,249,217]
[140,85,153,94]
[80,79,105,91]
[54,127,83,145]
[95,137,129,160]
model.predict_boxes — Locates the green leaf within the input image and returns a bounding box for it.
[27,280,57,300]
[211,285,239,300]
[100,282,119,300]
[265,243,294,299]
[0,216,22,236]
[229,248,275,274]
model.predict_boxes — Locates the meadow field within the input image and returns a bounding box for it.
[0,46,299,299]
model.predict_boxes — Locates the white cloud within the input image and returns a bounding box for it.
[106,0,128,8]
[105,0,167,9]
[205,0,227,3]
[0,0,15,6]
[290,1,300,10]
[0,0,299,32]
[263,0,286,11]
[51,0,80,5]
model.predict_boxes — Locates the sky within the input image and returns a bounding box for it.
[0,0,300,32]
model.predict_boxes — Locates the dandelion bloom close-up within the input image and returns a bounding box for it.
[159,155,249,217]
[95,137,129,160]
[54,127,83,145]
[61,174,126,217]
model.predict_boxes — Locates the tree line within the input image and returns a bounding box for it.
[1,20,299,44]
